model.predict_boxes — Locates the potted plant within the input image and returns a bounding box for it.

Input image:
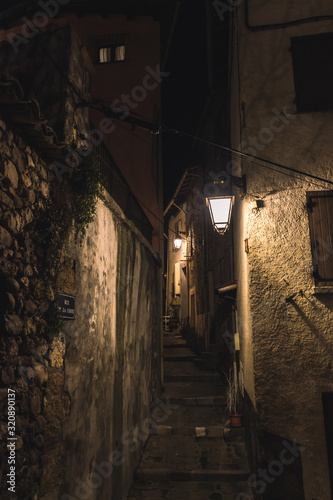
[225,366,243,427]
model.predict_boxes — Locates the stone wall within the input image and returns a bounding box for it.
[0,23,161,500]
[0,117,161,500]
[0,24,90,144]
[0,118,70,500]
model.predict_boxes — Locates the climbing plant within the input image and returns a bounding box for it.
[35,152,102,336]
[71,152,102,242]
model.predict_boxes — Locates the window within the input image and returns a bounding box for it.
[88,34,127,64]
[307,191,333,285]
[98,44,125,63]
[291,32,333,112]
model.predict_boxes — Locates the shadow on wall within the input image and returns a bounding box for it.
[287,297,333,362]
[313,294,333,313]
[257,431,306,500]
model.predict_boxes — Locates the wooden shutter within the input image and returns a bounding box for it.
[307,191,333,285]
[174,262,180,295]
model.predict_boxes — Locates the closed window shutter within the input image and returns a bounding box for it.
[174,262,180,295]
[307,191,333,285]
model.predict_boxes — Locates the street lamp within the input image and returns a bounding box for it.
[206,174,246,234]
[207,196,234,234]
[173,230,186,249]
[174,234,182,249]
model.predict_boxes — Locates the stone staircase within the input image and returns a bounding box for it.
[127,331,253,500]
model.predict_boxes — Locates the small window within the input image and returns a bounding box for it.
[98,44,126,63]
[307,191,333,285]
[291,32,333,112]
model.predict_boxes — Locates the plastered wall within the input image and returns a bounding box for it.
[230,2,333,498]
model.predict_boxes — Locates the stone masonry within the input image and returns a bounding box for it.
[0,115,70,499]
[128,331,253,500]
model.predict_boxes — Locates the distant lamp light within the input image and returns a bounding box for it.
[207,196,234,234]
[174,235,182,249]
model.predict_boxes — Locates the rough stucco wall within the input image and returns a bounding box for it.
[61,194,159,500]
[247,0,333,27]
[231,3,333,499]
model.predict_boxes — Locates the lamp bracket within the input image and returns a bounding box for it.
[230,174,246,193]
[213,174,246,193]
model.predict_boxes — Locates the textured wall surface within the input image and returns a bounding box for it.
[0,23,161,499]
[60,194,160,500]
[0,118,71,500]
[230,2,333,499]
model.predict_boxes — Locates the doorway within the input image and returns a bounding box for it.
[323,392,333,497]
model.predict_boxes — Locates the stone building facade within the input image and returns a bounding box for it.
[228,1,333,498]
[0,0,169,253]
[0,21,161,500]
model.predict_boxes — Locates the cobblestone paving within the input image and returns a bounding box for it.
[128,332,253,500]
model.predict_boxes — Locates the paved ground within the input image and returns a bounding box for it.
[128,331,253,500]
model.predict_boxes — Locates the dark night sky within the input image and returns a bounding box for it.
[161,0,209,205]
[0,0,209,206]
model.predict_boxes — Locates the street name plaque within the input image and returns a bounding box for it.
[57,293,75,319]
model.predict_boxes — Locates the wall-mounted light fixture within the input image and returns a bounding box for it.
[206,174,246,234]
[174,231,186,249]
[174,235,182,249]
[207,196,234,233]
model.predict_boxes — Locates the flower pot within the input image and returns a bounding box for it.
[229,413,242,427]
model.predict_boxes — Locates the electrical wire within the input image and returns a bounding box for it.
[23,22,86,106]
[114,119,152,147]
[242,157,332,192]
[93,146,187,239]
[25,21,333,188]
[244,0,333,32]
[19,19,333,235]
[163,128,333,187]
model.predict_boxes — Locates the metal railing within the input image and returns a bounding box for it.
[93,139,153,244]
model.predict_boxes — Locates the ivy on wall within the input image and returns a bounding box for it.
[35,152,102,335]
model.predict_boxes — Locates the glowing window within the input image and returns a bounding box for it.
[98,44,126,63]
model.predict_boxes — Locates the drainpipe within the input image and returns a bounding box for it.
[155,107,164,393]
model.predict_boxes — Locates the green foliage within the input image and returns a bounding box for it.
[36,196,72,284]
[71,152,102,242]
[35,152,101,337]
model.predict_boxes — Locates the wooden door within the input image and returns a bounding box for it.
[323,393,333,496]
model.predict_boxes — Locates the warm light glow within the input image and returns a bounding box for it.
[115,45,126,61]
[174,236,182,249]
[207,196,234,233]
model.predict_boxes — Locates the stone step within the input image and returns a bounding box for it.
[128,479,253,499]
[135,434,249,477]
[163,339,187,349]
[155,404,226,428]
[163,356,199,362]
[163,380,225,399]
[163,347,197,357]
[152,424,225,438]
[163,343,188,348]
[163,361,212,378]
[164,373,221,382]
[135,468,250,482]
[160,395,226,406]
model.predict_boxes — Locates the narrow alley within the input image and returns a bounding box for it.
[128,330,253,500]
